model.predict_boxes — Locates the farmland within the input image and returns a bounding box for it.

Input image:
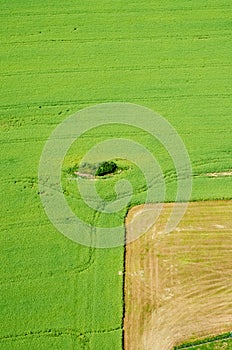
[0,0,232,349]
[124,201,232,349]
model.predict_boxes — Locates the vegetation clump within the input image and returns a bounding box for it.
[66,160,118,178]
[95,161,117,176]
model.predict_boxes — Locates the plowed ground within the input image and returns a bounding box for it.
[124,201,232,350]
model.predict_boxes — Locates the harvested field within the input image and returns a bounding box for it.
[124,201,232,350]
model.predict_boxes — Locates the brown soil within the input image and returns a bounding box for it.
[202,170,232,177]
[74,171,95,179]
[123,200,232,350]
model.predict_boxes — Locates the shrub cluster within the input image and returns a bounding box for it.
[95,161,117,176]
[66,161,118,177]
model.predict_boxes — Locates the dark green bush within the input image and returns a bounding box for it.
[95,161,117,176]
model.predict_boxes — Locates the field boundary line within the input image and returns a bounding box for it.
[0,326,122,343]
[174,331,232,349]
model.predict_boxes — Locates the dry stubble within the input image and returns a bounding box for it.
[124,201,232,350]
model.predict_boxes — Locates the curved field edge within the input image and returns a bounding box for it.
[0,327,122,350]
[174,331,232,349]
[123,200,232,350]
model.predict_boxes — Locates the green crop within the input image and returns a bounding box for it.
[0,0,232,349]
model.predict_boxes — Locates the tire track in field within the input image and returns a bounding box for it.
[1,62,231,77]
[1,30,231,46]
[0,92,232,110]
[1,6,230,18]
[0,325,122,343]
[0,175,97,285]
[72,205,101,343]
[0,247,95,286]
[0,5,231,18]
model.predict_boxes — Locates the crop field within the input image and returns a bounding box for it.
[0,0,232,349]
[124,201,232,349]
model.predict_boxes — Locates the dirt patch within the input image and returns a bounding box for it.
[202,170,232,178]
[74,171,95,179]
[123,200,232,350]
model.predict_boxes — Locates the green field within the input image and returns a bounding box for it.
[0,0,232,349]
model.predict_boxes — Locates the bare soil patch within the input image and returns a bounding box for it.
[74,171,95,179]
[124,201,232,350]
[202,170,232,178]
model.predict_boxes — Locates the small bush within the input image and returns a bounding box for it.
[95,161,117,176]
[66,164,78,174]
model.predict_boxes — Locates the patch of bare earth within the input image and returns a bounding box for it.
[202,170,232,177]
[123,201,232,350]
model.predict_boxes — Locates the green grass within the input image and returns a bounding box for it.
[177,339,232,349]
[174,332,232,349]
[0,0,232,349]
